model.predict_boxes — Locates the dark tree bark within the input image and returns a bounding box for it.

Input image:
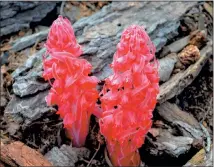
[0,2,57,36]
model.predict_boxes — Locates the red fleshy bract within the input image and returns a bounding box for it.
[99,25,159,166]
[43,16,99,147]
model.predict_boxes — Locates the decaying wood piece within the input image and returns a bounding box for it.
[156,102,203,140]
[158,43,212,104]
[9,29,49,52]
[0,141,52,166]
[147,127,195,158]
[146,102,204,158]
[184,145,213,166]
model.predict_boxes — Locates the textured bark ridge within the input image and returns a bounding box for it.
[0,2,57,36]
[3,1,198,159]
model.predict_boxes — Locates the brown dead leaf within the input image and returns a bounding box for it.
[0,141,52,166]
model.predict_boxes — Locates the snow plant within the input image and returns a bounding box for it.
[99,25,159,166]
[43,16,159,167]
[42,16,99,147]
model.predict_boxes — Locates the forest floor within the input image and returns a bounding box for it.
[0,1,213,167]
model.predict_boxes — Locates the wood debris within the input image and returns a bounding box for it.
[158,43,212,104]
[0,141,53,166]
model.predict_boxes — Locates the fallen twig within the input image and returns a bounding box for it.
[199,123,211,153]
[86,143,100,167]
[80,158,90,164]
[50,122,63,127]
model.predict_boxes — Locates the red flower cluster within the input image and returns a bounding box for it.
[42,15,159,166]
[45,15,82,55]
[99,25,159,166]
[43,16,99,147]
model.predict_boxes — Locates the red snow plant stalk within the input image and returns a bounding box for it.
[99,25,159,166]
[42,16,99,147]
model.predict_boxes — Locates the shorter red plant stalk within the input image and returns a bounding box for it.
[42,16,99,147]
[99,25,159,166]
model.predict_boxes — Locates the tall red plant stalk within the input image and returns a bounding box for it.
[99,25,159,166]
[42,16,99,147]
